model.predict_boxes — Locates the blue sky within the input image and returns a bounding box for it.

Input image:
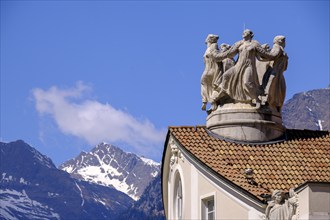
[1,1,329,166]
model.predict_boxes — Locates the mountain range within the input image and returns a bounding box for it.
[0,140,134,219]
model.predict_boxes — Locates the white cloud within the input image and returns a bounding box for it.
[32,82,166,158]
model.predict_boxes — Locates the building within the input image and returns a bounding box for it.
[161,126,330,219]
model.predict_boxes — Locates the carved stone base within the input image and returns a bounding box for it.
[206,103,285,142]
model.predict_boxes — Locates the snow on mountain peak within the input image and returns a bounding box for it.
[0,189,60,219]
[59,142,160,200]
[140,156,160,167]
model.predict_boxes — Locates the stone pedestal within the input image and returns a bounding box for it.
[206,103,285,142]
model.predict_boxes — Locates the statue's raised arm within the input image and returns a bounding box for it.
[208,40,243,62]
[256,36,285,61]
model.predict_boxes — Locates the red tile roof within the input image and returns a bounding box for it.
[168,126,330,201]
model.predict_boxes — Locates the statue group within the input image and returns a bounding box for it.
[201,29,288,113]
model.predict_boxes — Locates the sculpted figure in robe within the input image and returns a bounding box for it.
[201,34,221,111]
[220,43,236,72]
[256,43,272,87]
[265,189,298,220]
[259,36,288,112]
[209,43,236,110]
[213,43,236,86]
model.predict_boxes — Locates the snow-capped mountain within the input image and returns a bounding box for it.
[282,87,330,131]
[59,142,160,200]
[0,140,134,219]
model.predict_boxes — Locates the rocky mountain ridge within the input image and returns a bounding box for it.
[0,140,134,219]
[282,87,329,131]
[59,142,160,200]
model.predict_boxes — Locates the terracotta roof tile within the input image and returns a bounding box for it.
[169,126,330,201]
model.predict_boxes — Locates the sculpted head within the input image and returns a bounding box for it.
[261,43,270,51]
[205,34,219,44]
[272,189,283,204]
[242,29,254,40]
[273,35,286,47]
[220,43,231,52]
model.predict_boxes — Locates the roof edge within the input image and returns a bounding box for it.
[294,181,330,193]
[161,129,172,220]
[169,130,268,207]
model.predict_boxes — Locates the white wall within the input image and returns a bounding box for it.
[298,183,330,220]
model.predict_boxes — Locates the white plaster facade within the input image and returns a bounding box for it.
[296,183,330,220]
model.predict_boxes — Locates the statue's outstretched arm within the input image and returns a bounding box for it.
[256,44,280,61]
[210,40,242,61]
